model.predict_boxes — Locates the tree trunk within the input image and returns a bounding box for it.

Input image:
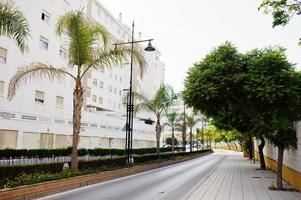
[71,84,83,170]
[190,127,192,152]
[258,135,266,170]
[233,141,238,151]
[226,142,230,150]
[248,135,253,160]
[155,117,161,157]
[276,145,284,190]
[171,124,175,155]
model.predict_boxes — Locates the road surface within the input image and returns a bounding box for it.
[38,154,225,200]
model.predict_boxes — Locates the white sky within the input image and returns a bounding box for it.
[101,0,301,92]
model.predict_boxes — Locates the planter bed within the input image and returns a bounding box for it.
[0,150,212,200]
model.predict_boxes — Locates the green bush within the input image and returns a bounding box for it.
[0,162,64,180]
[4,169,82,188]
[78,157,125,169]
[0,147,186,160]
[165,137,178,146]
[0,149,212,189]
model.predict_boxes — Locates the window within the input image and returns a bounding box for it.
[39,36,49,50]
[118,104,121,109]
[113,87,117,94]
[114,75,117,81]
[99,81,103,88]
[35,90,45,104]
[59,47,67,59]
[119,90,122,95]
[56,96,64,108]
[99,97,103,104]
[93,79,97,86]
[92,95,97,103]
[41,11,50,23]
[0,47,7,63]
[0,81,4,96]
[119,77,122,82]
[108,85,112,92]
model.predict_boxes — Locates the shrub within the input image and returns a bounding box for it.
[165,137,178,146]
[78,157,125,169]
[0,162,64,180]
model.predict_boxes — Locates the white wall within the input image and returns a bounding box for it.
[0,0,164,149]
[254,122,301,173]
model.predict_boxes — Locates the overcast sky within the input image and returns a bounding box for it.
[101,0,301,92]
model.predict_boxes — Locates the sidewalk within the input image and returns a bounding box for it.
[183,150,301,200]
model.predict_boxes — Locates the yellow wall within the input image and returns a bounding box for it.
[254,151,301,192]
[213,145,242,152]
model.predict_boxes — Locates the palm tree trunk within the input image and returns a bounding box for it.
[277,145,284,190]
[171,124,175,155]
[258,135,266,170]
[155,118,161,157]
[182,104,186,145]
[190,127,192,152]
[71,84,83,170]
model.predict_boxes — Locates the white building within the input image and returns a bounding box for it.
[0,0,165,149]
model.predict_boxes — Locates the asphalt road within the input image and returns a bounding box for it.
[38,154,225,200]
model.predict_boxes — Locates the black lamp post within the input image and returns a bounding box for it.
[114,21,155,165]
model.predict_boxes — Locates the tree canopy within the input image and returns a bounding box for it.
[183,42,301,189]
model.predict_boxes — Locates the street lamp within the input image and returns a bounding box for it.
[114,21,155,165]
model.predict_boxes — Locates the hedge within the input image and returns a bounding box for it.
[0,149,211,182]
[0,162,64,180]
[78,149,211,170]
[0,147,185,160]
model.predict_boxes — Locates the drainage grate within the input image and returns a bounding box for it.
[252,176,261,179]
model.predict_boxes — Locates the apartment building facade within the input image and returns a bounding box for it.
[0,0,165,149]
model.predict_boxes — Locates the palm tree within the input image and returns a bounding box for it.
[135,84,176,156]
[8,10,145,170]
[164,111,181,154]
[186,114,200,152]
[0,1,30,53]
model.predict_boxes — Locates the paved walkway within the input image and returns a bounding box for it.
[183,150,301,200]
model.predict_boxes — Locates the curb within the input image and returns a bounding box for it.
[0,151,213,200]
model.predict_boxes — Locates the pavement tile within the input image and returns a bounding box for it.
[183,150,301,200]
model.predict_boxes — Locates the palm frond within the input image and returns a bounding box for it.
[83,44,146,79]
[134,102,156,114]
[56,10,109,67]
[89,22,109,47]
[0,1,30,53]
[132,44,147,77]
[8,62,68,100]
[94,44,145,75]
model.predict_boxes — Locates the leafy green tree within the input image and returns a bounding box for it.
[0,1,30,53]
[259,0,301,44]
[183,42,263,164]
[164,111,181,154]
[8,10,145,170]
[243,47,301,189]
[135,84,177,156]
[165,137,178,146]
[183,42,301,189]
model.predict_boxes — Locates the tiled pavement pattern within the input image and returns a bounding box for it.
[183,150,301,200]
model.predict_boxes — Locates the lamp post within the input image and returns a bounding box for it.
[114,21,155,165]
